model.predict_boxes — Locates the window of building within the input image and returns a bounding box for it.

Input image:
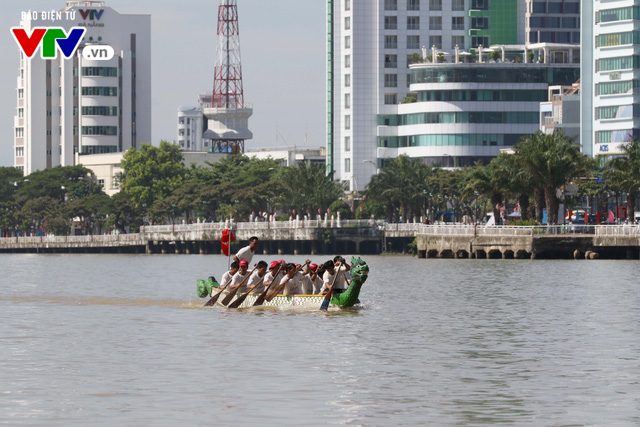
[179,118,185,124]
[345,136,351,152]
[345,35,351,49]
[345,55,351,68]
[385,35,398,49]
[471,0,488,10]
[452,36,465,49]
[452,16,464,30]
[18,89,24,99]
[532,2,545,13]
[407,16,420,30]
[345,115,351,130]
[429,16,442,30]
[345,17,350,30]
[16,147,24,157]
[345,158,351,173]
[385,16,398,30]
[82,106,118,116]
[345,93,351,109]
[385,0,397,10]
[408,0,420,11]
[452,0,464,11]
[345,0,351,11]
[384,74,398,87]
[345,74,351,87]
[18,108,24,118]
[384,94,397,105]
[98,179,105,188]
[82,67,118,77]
[429,36,442,49]
[471,36,490,48]
[385,54,398,68]
[429,0,442,11]
[471,17,488,30]
[407,35,420,49]
[82,126,118,136]
[81,86,118,96]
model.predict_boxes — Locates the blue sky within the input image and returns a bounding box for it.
[0,0,327,167]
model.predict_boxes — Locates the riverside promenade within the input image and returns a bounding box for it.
[0,221,639,259]
[417,224,640,260]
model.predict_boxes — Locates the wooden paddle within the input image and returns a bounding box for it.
[252,267,280,307]
[204,276,233,307]
[265,262,307,302]
[228,268,271,309]
[220,264,257,306]
[320,265,341,311]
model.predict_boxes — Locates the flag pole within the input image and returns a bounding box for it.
[227,215,232,270]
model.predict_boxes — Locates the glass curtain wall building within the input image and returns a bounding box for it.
[328,0,579,191]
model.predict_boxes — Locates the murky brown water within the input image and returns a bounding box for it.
[1,254,639,425]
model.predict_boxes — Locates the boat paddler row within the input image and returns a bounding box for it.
[196,237,369,309]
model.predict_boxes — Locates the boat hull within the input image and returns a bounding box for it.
[218,292,330,309]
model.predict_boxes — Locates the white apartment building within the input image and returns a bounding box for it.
[13,1,151,175]
[582,1,640,159]
[177,107,205,152]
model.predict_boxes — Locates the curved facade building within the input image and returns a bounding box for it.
[377,56,579,168]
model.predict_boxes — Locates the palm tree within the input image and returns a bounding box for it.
[276,162,344,217]
[365,155,433,222]
[462,160,507,224]
[514,130,586,225]
[606,138,640,223]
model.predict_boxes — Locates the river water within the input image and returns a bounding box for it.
[1,254,639,425]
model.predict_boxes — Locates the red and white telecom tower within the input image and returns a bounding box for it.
[203,0,252,154]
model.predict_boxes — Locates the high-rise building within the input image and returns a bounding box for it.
[582,1,639,160]
[327,0,579,192]
[13,1,151,175]
[525,0,580,44]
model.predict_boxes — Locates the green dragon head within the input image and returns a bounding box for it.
[350,256,369,283]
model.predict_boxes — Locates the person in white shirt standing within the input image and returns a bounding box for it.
[233,236,259,265]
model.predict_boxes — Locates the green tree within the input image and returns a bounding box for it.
[106,192,142,233]
[514,131,586,224]
[462,160,507,224]
[0,167,23,202]
[119,140,187,209]
[606,138,640,222]
[365,156,433,222]
[275,162,344,218]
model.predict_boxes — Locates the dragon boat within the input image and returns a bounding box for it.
[197,257,369,309]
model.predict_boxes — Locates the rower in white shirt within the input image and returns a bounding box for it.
[228,260,250,292]
[245,260,269,294]
[263,259,285,291]
[233,236,259,265]
[219,261,239,290]
[303,263,324,294]
[266,260,310,298]
[320,258,350,294]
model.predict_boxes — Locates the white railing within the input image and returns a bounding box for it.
[2,223,639,246]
